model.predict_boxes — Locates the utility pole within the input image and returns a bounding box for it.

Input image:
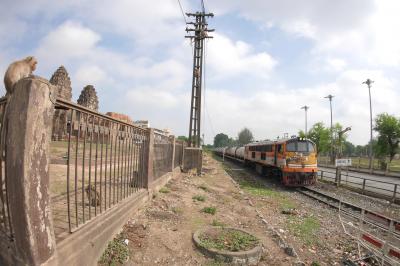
[362,79,374,171]
[301,106,309,138]
[185,11,214,147]
[325,95,334,163]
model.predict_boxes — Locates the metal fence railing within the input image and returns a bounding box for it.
[153,133,173,180]
[0,97,12,241]
[318,156,400,176]
[318,169,399,203]
[52,98,148,239]
[174,141,184,168]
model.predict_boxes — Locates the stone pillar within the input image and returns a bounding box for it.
[170,136,176,171]
[144,128,154,188]
[5,77,57,265]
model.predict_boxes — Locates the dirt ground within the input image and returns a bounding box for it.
[100,152,396,265]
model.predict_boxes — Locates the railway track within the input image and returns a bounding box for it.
[297,186,400,265]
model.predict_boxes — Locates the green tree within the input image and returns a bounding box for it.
[305,122,330,155]
[343,141,355,156]
[237,127,254,145]
[177,136,188,142]
[213,133,230,147]
[330,123,349,158]
[373,113,400,163]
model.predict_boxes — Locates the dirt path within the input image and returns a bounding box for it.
[100,152,385,265]
[100,153,301,265]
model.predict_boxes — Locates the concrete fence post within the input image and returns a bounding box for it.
[144,128,154,188]
[5,77,57,265]
[170,136,176,171]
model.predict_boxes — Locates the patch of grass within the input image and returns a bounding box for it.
[192,195,206,202]
[211,219,226,227]
[159,187,170,193]
[280,197,297,210]
[191,217,206,229]
[199,228,259,252]
[171,206,183,214]
[198,184,209,191]
[287,216,320,246]
[99,233,129,266]
[202,206,217,215]
[311,262,321,266]
[238,179,280,198]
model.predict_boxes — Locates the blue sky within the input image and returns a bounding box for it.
[1,0,399,145]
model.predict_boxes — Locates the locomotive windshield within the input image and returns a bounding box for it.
[286,139,315,152]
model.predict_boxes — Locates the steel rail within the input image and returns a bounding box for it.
[297,186,400,239]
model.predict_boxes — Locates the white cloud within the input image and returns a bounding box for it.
[36,21,100,68]
[202,68,399,145]
[75,65,109,86]
[325,58,347,72]
[207,33,277,79]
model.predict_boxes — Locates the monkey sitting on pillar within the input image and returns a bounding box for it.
[3,56,37,96]
[85,184,101,207]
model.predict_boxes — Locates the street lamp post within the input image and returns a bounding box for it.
[325,95,334,163]
[362,79,374,171]
[301,106,309,138]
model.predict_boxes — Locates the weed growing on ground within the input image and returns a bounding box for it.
[199,228,259,252]
[198,184,209,191]
[238,179,280,198]
[211,219,226,227]
[99,233,129,266]
[171,206,183,214]
[287,216,320,246]
[193,195,206,202]
[280,196,297,210]
[202,206,217,215]
[311,261,321,266]
[159,187,170,193]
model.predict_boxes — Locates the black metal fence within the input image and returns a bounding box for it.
[52,99,149,238]
[0,98,12,241]
[153,133,173,179]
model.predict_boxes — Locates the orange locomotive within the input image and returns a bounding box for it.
[244,137,317,186]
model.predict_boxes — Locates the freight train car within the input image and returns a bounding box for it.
[214,137,317,186]
[245,137,317,186]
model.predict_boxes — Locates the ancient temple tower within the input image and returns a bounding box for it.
[77,85,99,111]
[50,66,73,140]
[50,66,72,100]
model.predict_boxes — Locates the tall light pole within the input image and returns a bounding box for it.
[325,95,334,162]
[362,79,374,170]
[301,105,309,137]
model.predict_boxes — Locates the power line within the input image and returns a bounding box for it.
[176,0,188,24]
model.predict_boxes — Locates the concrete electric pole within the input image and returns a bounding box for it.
[185,11,214,147]
[325,94,334,163]
[301,105,309,138]
[362,79,374,171]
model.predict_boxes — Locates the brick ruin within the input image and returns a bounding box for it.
[105,112,133,124]
[50,66,72,140]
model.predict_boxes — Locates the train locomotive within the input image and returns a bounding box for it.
[214,137,317,186]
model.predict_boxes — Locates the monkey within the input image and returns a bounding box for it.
[194,67,200,78]
[85,184,101,207]
[3,56,37,95]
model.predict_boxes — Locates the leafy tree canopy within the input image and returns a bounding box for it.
[237,127,254,145]
[374,113,400,162]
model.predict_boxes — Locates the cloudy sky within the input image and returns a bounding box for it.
[1,0,399,145]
